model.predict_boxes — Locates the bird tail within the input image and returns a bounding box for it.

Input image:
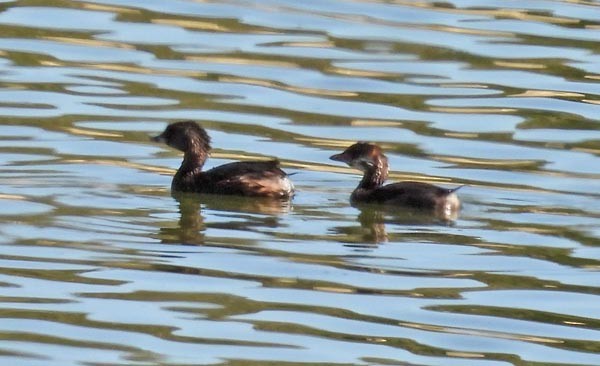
[449,185,466,193]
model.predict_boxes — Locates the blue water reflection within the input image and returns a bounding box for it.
[1,0,600,365]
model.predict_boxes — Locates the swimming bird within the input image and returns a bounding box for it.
[330,142,461,218]
[152,121,294,198]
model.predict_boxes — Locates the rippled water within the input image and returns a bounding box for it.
[1,0,600,365]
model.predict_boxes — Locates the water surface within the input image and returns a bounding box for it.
[1,0,600,365]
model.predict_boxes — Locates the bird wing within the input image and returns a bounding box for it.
[204,161,291,197]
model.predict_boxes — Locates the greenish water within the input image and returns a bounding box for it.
[1,0,600,365]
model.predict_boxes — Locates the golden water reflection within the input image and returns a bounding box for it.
[1,0,600,365]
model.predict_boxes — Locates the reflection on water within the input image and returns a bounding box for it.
[334,205,460,245]
[158,193,205,245]
[1,0,600,365]
[158,192,291,245]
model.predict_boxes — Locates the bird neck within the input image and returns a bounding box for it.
[178,142,209,177]
[357,155,388,190]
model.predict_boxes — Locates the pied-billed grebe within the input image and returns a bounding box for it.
[151,121,294,198]
[330,142,462,217]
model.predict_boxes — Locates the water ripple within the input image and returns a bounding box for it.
[1,1,600,365]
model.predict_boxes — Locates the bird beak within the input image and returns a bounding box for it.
[151,133,166,143]
[330,152,350,163]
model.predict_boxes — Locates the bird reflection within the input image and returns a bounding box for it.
[357,207,388,244]
[335,204,459,245]
[157,192,205,245]
[157,192,291,245]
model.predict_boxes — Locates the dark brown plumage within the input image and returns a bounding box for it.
[330,142,462,218]
[152,121,294,198]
